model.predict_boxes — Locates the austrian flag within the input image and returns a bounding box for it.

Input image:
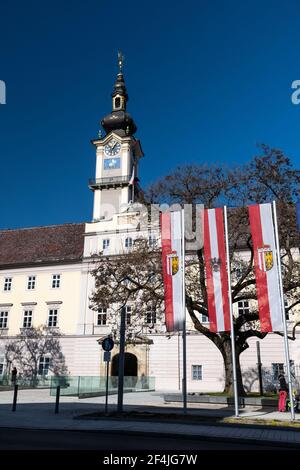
[161,211,184,332]
[248,203,283,332]
[203,208,231,333]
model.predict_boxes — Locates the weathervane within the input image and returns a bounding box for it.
[118,51,124,72]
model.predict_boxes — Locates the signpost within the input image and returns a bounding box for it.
[102,337,114,415]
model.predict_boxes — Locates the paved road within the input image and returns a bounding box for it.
[0,428,290,450]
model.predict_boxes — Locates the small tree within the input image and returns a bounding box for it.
[5,325,68,385]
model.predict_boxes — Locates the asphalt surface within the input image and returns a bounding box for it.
[0,428,291,450]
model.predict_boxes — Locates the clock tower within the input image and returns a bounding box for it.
[89,53,143,221]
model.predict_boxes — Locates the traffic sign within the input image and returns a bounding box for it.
[102,337,114,352]
[103,351,111,362]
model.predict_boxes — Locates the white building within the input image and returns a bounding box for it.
[0,60,299,393]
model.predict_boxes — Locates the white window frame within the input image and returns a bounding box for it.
[23,309,33,328]
[102,239,110,250]
[0,311,8,329]
[192,364,203,381]
[48,308,59,327]
[125,237,133,249]
[27,275,36,290]
[200,313,209,323]
[237,300,250,316]
[145,307,156,325]
[3,277,12,292]
[38,356,50,376]
[148,235,157,247]
[51,274,61,289]
[96,307,107,326]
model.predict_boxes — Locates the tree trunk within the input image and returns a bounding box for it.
[222,339,246,397]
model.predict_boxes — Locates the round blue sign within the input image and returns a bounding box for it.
[102,337,114,352]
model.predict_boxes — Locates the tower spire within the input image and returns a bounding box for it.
[100,52,137,137]
[118,51,124,73]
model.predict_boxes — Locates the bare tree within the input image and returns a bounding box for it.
[5,325,68,385]
[91,147,300,395]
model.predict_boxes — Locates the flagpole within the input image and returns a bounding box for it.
[272,201,295,421]
[181,207,187,414]
[224,206,239,418]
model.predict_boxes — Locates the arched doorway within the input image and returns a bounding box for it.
[111,353,138,388]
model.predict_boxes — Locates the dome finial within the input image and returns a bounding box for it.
[118,51,124,73]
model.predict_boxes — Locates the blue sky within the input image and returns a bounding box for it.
[0,0,300,228]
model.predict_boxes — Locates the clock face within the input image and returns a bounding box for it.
[104,139,121,156]
[104,158,121,170]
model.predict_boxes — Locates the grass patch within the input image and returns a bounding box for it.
[224,417,300,428]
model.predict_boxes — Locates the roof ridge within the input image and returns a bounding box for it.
[0,222,86,233]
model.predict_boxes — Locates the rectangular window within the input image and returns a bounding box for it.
[52,274,61,289]
[97,308,107,326]
[201,314,209,323]
[38,357,50,376]
[126,305,132,325]
[145,308,156,325]
[48,309,58,327]
[103,239,110,250]
[4,277,12,291]
[148,235,157,247]
[125,237,133,249]
[0,311,8,329]
[27,276,36,290]
[237,300,250,316]
[192,365,202,381]
[23,310,33,328]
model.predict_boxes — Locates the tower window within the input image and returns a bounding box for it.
[114,97,121,109]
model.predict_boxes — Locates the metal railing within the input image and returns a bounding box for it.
[88,175,130,188]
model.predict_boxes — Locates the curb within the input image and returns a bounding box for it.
[0,424,299,449]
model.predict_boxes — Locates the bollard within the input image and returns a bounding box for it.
[12,384,18,412]
[55,385,60,414]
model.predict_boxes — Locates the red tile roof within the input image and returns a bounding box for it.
[0,223,85,268]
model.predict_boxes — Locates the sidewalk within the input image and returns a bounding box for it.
[1,389,300,448]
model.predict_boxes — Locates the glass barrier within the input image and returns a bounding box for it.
[49,375,155,396]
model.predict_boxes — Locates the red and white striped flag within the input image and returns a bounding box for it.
[161,211,184,332]
[248,203,283,332]
[203,208,231,333]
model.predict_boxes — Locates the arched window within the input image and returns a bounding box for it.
[114,97,121,109]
